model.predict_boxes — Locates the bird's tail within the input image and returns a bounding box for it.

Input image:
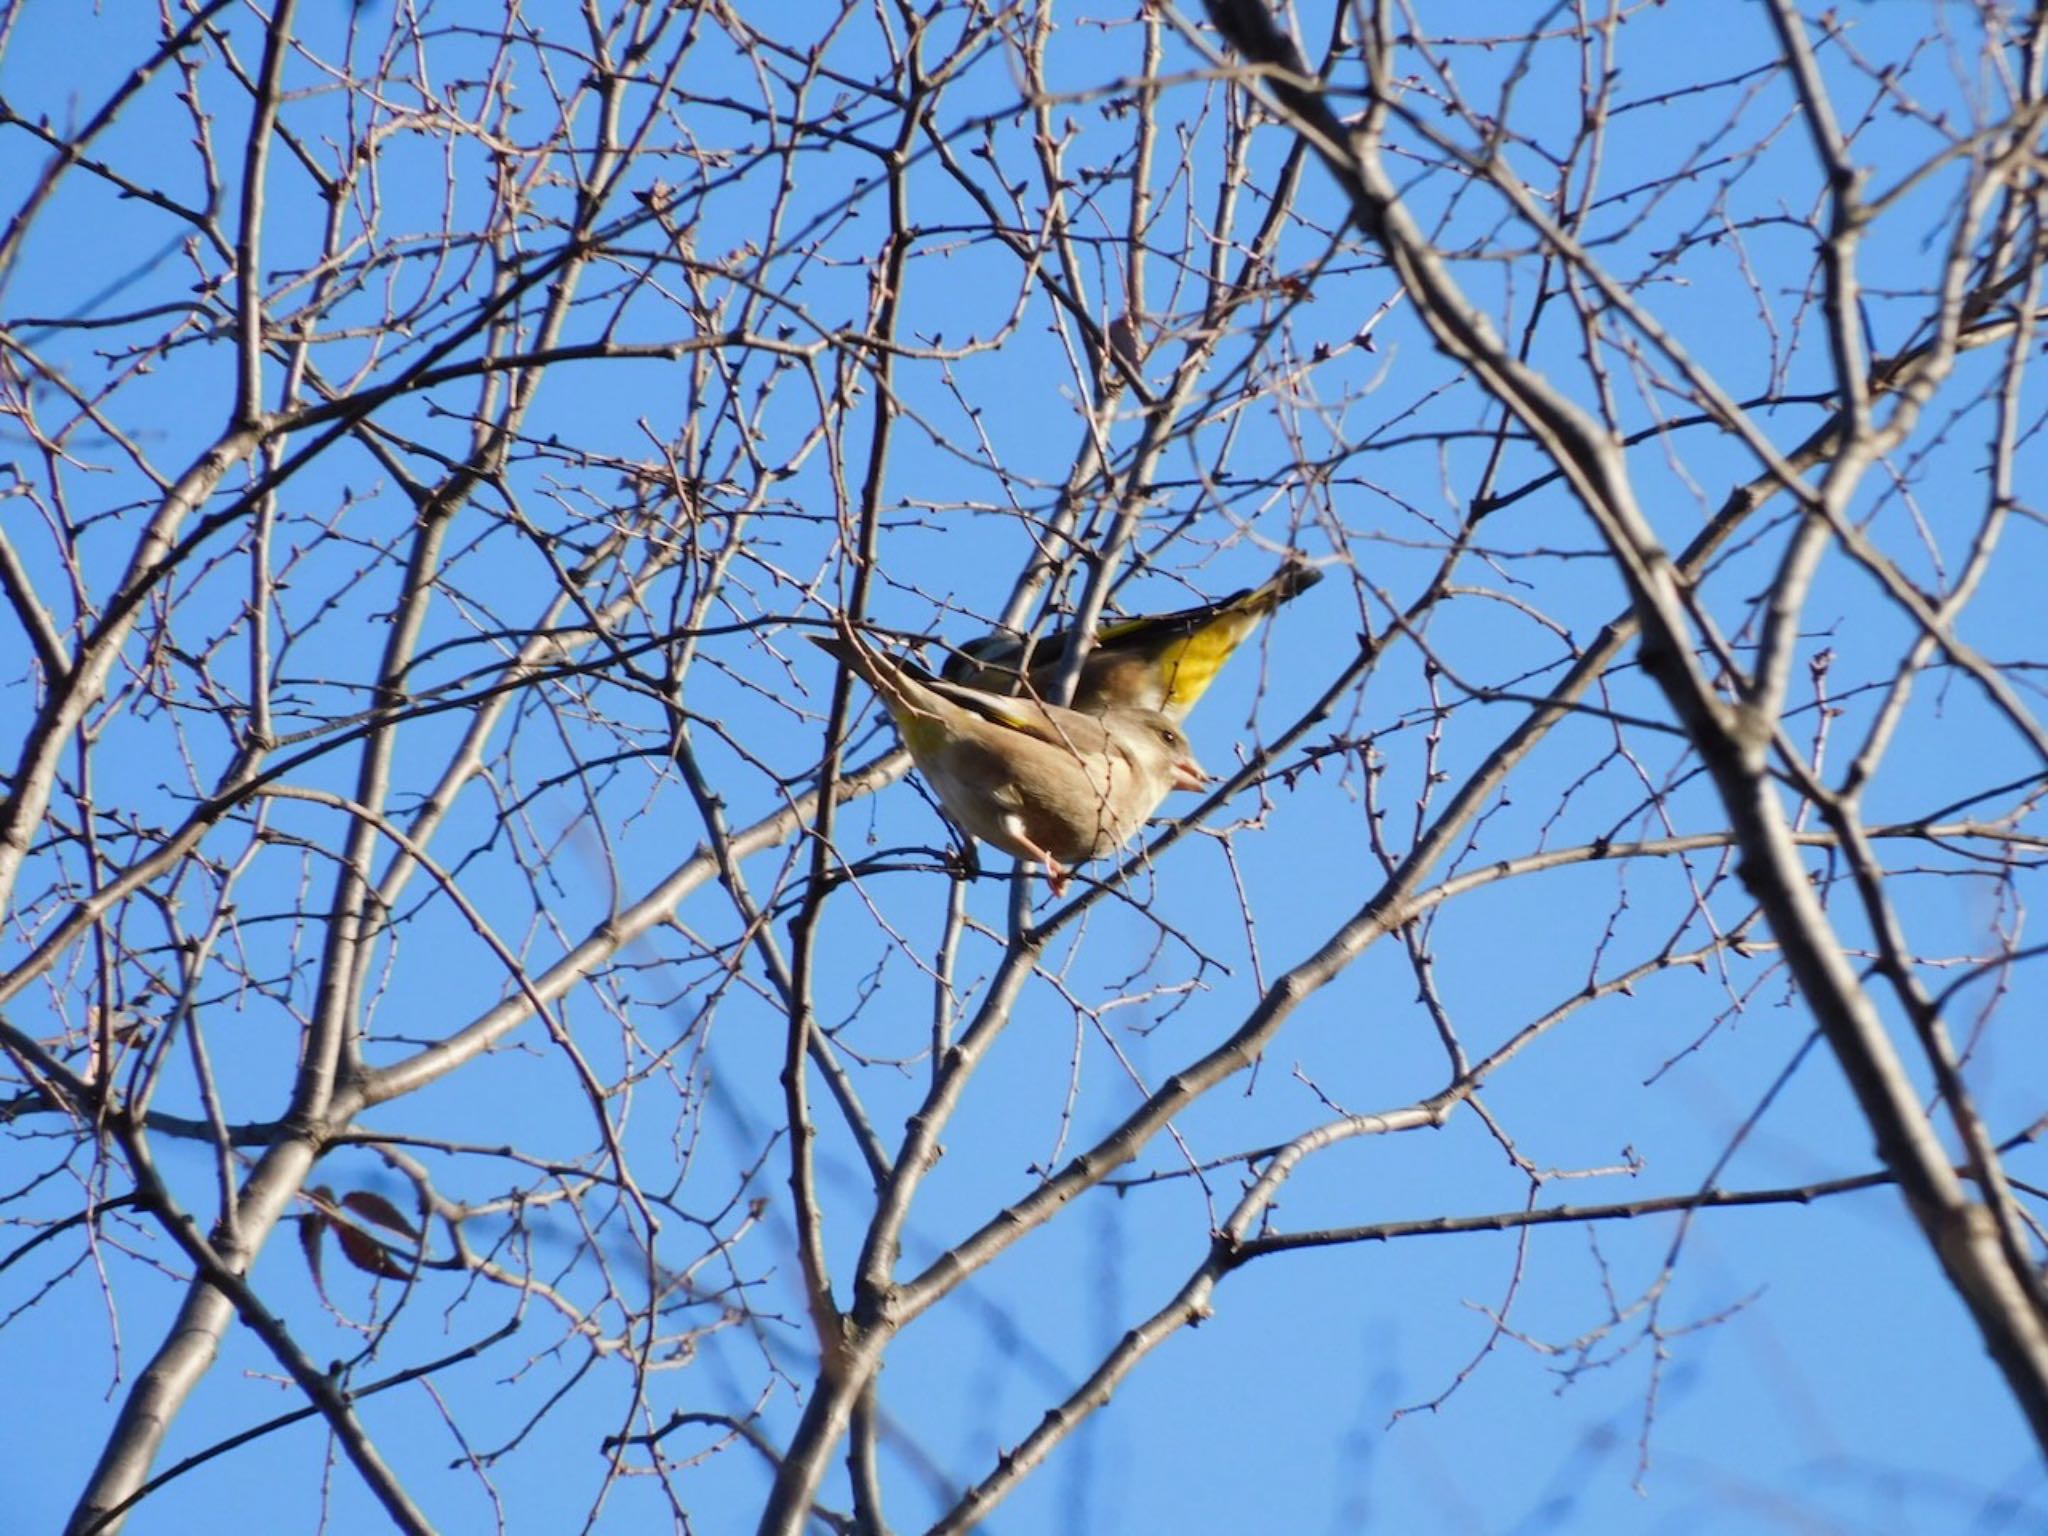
[810,624,952,728]
[1230,556,1324,616]
[1142,557,1323,711]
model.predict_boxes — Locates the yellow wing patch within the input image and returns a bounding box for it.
[1158,611,1261,710]
[892,708,953,759]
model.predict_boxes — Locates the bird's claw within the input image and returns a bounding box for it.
[942,839,982,883]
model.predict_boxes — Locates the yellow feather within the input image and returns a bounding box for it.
[894,709,952,759]
[1159,611,1260,709]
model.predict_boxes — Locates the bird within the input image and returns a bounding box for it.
[813,621,1208,894]
[940,557,1323,723]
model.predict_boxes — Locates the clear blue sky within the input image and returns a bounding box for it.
[3,3,2045,1533]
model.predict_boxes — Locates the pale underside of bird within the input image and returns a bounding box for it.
[814,623,1208,894]
[941,557,1323,722]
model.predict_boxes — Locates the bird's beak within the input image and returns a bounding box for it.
[1172,757,1210,794]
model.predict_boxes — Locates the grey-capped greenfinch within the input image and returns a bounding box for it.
[814,622,1208,894]
[941,557,1322,722]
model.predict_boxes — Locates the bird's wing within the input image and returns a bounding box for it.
[815,627,1104,757]
[1095,558,1324,646]
[1110,560,1325,711]
[923,675,1109,755]
[948,558,1322,677]
[810,629,961,749]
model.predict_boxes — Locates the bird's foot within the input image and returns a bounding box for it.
[942,839,982,883]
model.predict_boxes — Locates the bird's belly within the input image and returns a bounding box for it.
[924,756,1140,864]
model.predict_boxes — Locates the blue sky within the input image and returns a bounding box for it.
[3,2,2046,1533]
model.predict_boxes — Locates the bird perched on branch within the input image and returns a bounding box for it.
[941,557,1323,722]
[813,621,1208,894]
